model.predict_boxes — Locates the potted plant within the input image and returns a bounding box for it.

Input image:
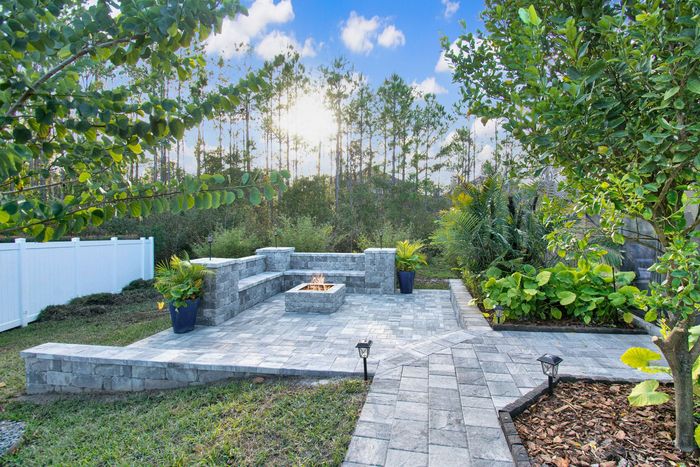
[154,255,210,333]
[395,240,427,294]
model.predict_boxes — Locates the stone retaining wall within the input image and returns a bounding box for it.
[193,247,397,325]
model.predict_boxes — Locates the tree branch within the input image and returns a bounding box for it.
[4,34,145,120]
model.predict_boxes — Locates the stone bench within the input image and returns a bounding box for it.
[237,271,284,310]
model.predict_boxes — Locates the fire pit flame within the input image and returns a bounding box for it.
[307,273,327,291]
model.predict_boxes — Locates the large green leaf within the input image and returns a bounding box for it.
[695,424,700,448]
[627,380,670,406]
[557,290,576,305]
[620,347,670,374]
[536,270,551,286]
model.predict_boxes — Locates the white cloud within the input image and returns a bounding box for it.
[377,25,405,49]
[441,0,459,18]
[411,76,447,96]
[341,11,380,54]
[340,12,404,54]
[471,118,502,138]
[206,0,295,59]
[254,31,317,60]
[435,39,463,73]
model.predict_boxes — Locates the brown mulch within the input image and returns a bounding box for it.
[514,381,699,466]
[491,317,636,329]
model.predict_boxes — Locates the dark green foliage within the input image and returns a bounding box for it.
[278,176,334,225]
[482,261,643,325]
[276,216,333,252]
[432,176,550,275]
[192,226,264,259]
[122,279,154,291]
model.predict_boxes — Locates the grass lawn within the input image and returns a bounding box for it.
[0,287,367,465]
[414,255,458,290]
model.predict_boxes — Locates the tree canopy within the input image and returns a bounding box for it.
[0,0,287,240]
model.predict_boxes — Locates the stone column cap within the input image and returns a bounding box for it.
[255,247,295,253]
[190,258,238,268]
[363,248,397,253]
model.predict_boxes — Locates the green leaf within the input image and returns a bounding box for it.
[551,308,562,319]
[169,118,185,139]
[536,270,551,286]
[528,5,541,26]
[557,290,576,305]
[129,202,142,218]
[0,210,9,223]
[78,172,90,183]
[248,187,261,205]
[695,425,700,449]
[687,78,700,95]
[241,173,250,185]
[518,7,530,24]
[627,380,670,407]
[620,347,667,373]
[644,310,658,322]
[622,312,634,324]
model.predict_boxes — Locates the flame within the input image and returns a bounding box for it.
[307,273,327,291]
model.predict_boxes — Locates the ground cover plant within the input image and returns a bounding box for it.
[482,261,644,326]
[514,381,699,466]
[0,286,366,465]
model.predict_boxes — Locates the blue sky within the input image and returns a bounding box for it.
[204,0,485,106]
[183,0,495,178]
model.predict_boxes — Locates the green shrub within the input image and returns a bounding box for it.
[432,176,550,275]
[395,241,428,272]
[276,216,332,252]
[192,227,264,259]
[357,222,413,251]
[482,261,645,325]
[37,287,160,322]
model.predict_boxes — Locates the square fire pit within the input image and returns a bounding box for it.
[285,282,346,314]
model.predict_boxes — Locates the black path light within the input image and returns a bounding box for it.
[494,305,504,324]
[207,233,214,260]
[356,339,373,381]
[537,354,563,395]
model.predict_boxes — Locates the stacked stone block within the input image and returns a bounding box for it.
[364,248,397,294]
[190,258,239,325]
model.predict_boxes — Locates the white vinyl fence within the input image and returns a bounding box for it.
[0,237,154,332]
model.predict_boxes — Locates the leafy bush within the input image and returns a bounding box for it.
[395,241,428,272]
[482,261,645,325]
[154,255,211,308]
[432,176,550,276]
[276,216,333,252]
[356,222,413,251]
[192,227,263,259]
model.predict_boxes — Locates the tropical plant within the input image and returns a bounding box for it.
[395,240,427,272]
[154,255,210,309]
[446,1,700,450]
[482,261,644,325]
[0,0,287,240]
[432,176,550,275]
[620,327,700,448]
[192,227,263,259]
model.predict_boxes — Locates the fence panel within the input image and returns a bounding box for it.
[0,237,154,332]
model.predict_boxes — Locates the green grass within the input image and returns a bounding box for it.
[0,288,367,465]
[414,255,457,289]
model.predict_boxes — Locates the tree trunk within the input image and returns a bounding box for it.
[654,324,697,452]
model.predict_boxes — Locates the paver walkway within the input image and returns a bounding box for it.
[343,280,667,466]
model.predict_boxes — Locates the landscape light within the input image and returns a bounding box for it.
[207,233,214,260]
[356,339,373,381]
[537,354,563,395]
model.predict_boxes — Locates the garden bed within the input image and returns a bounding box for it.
[490,318,647,335]
[501,379,699,466]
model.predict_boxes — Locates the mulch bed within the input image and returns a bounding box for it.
[491,317,635,329]
[514,381,699,466]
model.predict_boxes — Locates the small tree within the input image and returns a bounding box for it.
[446,0,699,451]
[0,0,287,239]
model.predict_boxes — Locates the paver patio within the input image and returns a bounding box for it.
[129,290,461,375]
[343,281,668,467]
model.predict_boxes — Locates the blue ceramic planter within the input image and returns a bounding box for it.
[169,298,200,334]
[397,271,416,294]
